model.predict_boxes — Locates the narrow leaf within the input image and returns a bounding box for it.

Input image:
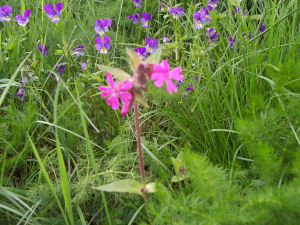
[126,47,141,71]
[96,64,131,81]
[145,46,164,64]
[93,179,142,195]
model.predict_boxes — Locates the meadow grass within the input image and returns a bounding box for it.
[0,0,299,224]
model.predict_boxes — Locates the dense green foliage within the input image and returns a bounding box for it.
[0,0,299,224]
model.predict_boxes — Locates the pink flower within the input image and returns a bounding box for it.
[151,59,184,94]
[98,73,133,115]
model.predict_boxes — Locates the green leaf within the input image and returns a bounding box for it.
[135,94,149,108]
[93,179,142,195]
[145,46,164,64]
[126,47,141,71]
[96,64,131,81]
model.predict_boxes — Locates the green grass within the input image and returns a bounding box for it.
[0,0,299,224]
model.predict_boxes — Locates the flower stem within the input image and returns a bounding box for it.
[133,101,146,188]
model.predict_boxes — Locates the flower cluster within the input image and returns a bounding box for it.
[98,59,184,115]
[193,7,211,29]
[135,37,159,60]
[94,18,112,54]
[128,12,151,28]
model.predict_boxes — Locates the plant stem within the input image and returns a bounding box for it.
[133,101,146,188]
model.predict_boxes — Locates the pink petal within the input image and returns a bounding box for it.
[121,103,131,115]
[150,72,163,81]
[119,81,132,91]
[166,79,177,94]
[106,96,119,110]
[106,72,115,88]
[170,67,184,80]
[119,92,133,102]
[154,78,165,87]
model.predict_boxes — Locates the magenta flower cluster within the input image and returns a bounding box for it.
[98,59,184,115]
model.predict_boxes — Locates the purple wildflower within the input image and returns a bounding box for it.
[235,7,241,15]
[169,6,184,19]
[38,45,50,57]
[195,75,199,81]
[81,60,87,70]
[145,37,158,54]
[259,23,266,37]
[187,86,194,91]
[141,12,151,28]
[22,75,28,84]
[208,0,219,11]
[194,7,211,29]
[207,27,219,44]
[94,18,112,36]
[0,5,12,22]
[163,36,169,43]
[244,33,253,40]
[44,2,63,24]
[73,45,84,56]
[95,36,111,54]
[17,87,24,101]
[228,36,239,49]
[15,9,31,26]
[57,65,66,74]
[133,0,142,8]
[128,14,139,24]
[135,47,147,60]
[243,10,248,17]
[182,92,189,98]
[161,0,165,11]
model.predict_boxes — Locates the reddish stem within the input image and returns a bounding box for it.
[133,101,146,187]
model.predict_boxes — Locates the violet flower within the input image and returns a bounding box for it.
[15,9,31,26]
[228,36,239,49]
[81,60,87,70]
[244,33,253,40]
[0,5,12,22]
[208,0,219,11]
[259,23,266,37]
[169,6,184,19]
[57,65,66,74]
[133,0,142,8]
[98,72,133,115]
[44,2,63,24]
[187,86,194,91]
[22,75,28,84]
[38,45,50,57]
[95,36,111,54]
[17,87,24,101]
[128,14,139,24]
[161,0,165,11]
[163,36,169,43]
[94,18,112,36]
[151,59,184,94]
[194,7,211,29]
[135,47,147,60]
[73,45,84,56]
[207,27,219,44]
[145,37,158,54]
[182,92,189,98]
[141,12,151,28]
[235,7,241,15]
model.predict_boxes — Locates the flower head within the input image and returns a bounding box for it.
[22,75,28,84]
[187,86,194,91]
[44,2,63,23]
[57,65,66,74]
[208,0,219,11]
[169,6,184,19]
[133,0,142,8]
[38,45,50,57]
[163,36,169,43]
[141,12,151,28]
[161,0,165,11]
[94,18,112,36]
[151,59,184,94]
[259,23,266,37]
[244,33,253,40]
[135,47,147,60]
[73,45,84,56]
[235,6,241,15]
[228,36,239,49]
[145,37,158,54]
[0,5,12,22]
[98,72,133,115]
[81,60,87,70]
[95,36,111,54]
[128,13,139,24]
[17,87,24,101]
[15,9,31,26]
[194,7,211,29]
[207,27,219,44]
